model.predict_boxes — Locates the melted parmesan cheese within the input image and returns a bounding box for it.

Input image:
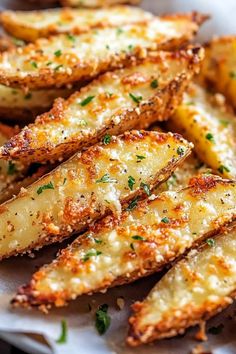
[169,83,236,178]
[0,50,199,163]
[129,229,236,343]
[0,131,191,259]
[0,6,153,41]
[13,175,236,308]
[0,15,204,89]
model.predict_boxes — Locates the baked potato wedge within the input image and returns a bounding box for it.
[0,85,74,121]
[60,0,140,8]
[127,227,236,346]
[0,13,207,89]
[0,130,191,259]
[201,36,236,109]
[12,175,236,310]
[168,83,236,178]
[0,6,153,42]
[0,48,203,163]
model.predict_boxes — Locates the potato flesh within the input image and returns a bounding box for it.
[169,83,236,178]
[201,36,236,109]
[1,6,153,41]
[0,131,190,259]
[0,15,204,89]
[128,229,236,344]
[14,175,236,308]
[0,50,199,163]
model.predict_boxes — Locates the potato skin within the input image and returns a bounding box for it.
[0,48,204,163]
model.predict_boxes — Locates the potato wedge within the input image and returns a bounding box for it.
[0,6,153,42]
[0,85,74,122]
[127,227,236,346]
[201,36,236,109]
[168,83,236,178]
[60,0,140,8]
[0,130,191,259]
[0,13,207,89]
[12,175,236,310]
[0,48,203,163]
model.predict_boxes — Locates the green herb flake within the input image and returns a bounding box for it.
[150,79,158,89]
[220,119,230,127]
[177,146,184,156]
[37,181,54,195]
[206,238,215,247]
[46,61,53,66]
[161,217,170,224]
[205,133,215,143]
[7,161,17,175]
[208,323,224,335]
[116,28,124,35]
[24,92,32,100]
[82,250,102,262]
[67,34,75,42]
[54,64,63,71]
[132,235,145,241]
[105,44,110,50]
[128,176,136,191]
[128,44,134,51]
[31,61,38,69]
[102,134,111,145]
[126,196,139,211]
[63,178,67,185]
[56,320,68,344]
[136,155,146,162]
[54,49,62,57]
[140,182,151,196]
[167,173,177,187]
[95,304,111,335]
[129,93,142,104]
[80,95,95,107]
[96,173,117,184]
[229,71,236,79]
[94,238,102,244]
[130,243,135,251]
[218,165,230,174]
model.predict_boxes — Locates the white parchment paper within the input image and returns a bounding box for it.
[0,1,236,353]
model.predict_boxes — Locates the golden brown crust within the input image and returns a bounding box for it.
[0,48,203,163]
[0,14,207,90]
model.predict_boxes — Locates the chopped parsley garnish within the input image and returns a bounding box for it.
[12,37,25,46]
[205,133,215,143]
[37,181,54,195]
[95,304,111,335]
[82,250,102,262]
[24,92,32,100]
[161,217,170,224]
[177,146,184,156]
[80,95,95,107]
[126,196,139,211]
[54,49,62,57]
[56,320,68,344]
[136,155,146,162]
[63,178,67,185]
[128,176,136,191]
[208,323,224,335]
[229,71,236,79]
[128,44,134,51]
[218,165,230,174]
[129,93,142,104]
[140,182,151,196]
[94,238,102,244]
[67,34,75,42]
[96,173,117,184]
[106,44,110,50]
[7,161,17,175]
[166,173,177,187]
[206,238,215,247]
[116,28,124,35]
[150,79,158,89]
[132,235,145,241]
[220,119,229,127]
[54,64,63,71]
[31,61,38,69]
[102,134,111,145]
[46,61,52,66]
